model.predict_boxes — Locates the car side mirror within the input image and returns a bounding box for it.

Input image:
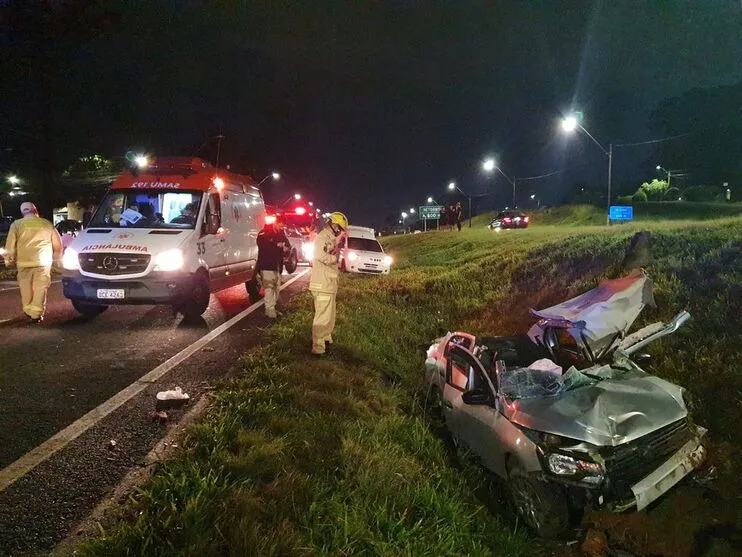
[462,390,492,406]
[634,353,652,366]
[205,213,221,235]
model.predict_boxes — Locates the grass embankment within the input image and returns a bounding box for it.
[471,202,742,229]
[78,216,742,556]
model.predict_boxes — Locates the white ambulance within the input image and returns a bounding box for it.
[62,157,265,318]
[339,225,393,274]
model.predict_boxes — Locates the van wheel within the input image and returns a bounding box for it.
[71,300,108,317]
[508,463,569,538]
[284,250,298,274]
[178,273,210,318]
[246,276,262,304]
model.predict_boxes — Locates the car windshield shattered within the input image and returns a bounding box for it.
[88,189,203,229]
[498,360,640,400]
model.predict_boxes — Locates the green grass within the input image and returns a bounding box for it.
[77,211,742,556]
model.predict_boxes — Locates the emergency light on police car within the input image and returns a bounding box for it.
[62,248,80,270]
[154,249,184,272]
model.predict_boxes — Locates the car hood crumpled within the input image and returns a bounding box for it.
[505,375,687,446]
[527,269,655,357]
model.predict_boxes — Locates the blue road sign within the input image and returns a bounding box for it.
[609,205,633,221]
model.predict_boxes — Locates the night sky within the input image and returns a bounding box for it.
[2,1,742,226]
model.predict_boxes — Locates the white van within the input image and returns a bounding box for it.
[340,225,393,274]
[62,157,265,317]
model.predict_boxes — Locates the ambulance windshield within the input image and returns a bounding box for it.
[89,190,204,229]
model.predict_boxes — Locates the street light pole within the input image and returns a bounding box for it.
[561,116,613,225]
[256,172,280,188]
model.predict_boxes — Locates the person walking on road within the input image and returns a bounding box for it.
[309,212,348,356]
[256,214,291,319]
[3,202,63,323]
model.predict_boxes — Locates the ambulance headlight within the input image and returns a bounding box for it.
[154,249,184,271]
[301,242,314,260]
[62,248,79,270]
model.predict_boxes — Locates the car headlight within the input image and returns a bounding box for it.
[62,248,79,270]
[301,242,314,260]
[0,247,5,256]
[154,249,184,271]
[347,251,358,261]
[383,255,393,266]
[545,453,603,485]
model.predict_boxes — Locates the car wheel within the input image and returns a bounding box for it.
[71,300,108,317]
[177,272,210,318]
[284,250,298,274]
[508,463,569,538]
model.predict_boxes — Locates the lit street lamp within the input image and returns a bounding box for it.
[482,160,518,207]
[256,172,280,188]
[656,165,672,189]
[562,114,613,225]
[447,181,472,228]
[530,194,540,209]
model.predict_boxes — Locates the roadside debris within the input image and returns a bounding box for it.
[108,439,117,450]
[150,410,169,423]
[155,387,190,410]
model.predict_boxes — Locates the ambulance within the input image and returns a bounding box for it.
[62,157,265,318]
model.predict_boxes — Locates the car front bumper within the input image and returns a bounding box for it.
[62,270,191,305]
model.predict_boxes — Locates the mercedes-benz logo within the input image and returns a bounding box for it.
[102,256,119,270]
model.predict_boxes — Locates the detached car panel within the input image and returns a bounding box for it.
[425,270,706,537]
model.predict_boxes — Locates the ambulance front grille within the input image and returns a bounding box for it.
[79,253,151,275]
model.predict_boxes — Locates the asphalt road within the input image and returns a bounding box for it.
[0,270,310,555]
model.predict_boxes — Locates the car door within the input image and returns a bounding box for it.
[201,191,228,283]
[440,334,477,438]
[445,344,513,476]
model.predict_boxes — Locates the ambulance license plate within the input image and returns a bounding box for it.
[97,289,125,299]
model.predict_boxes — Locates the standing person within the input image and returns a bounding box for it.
[256,214,291,319]
[309,212,348,356]
[454,202,463,231]
[3,202,63,323]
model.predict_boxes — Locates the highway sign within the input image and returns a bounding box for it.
[419,205,443,219]
[609,205,633,221]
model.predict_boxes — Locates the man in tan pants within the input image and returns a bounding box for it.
[255,214,290,318]
[309,212,348,355]
[3,202,63,323]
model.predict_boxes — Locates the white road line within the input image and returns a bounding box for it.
[0,269,310,493]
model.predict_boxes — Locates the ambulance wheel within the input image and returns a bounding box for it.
[284,250,298,274]
[246,276,262,304]
[178,273,210,318]
[71,300,108,317]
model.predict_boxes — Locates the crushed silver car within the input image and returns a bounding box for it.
[425,270,706,537]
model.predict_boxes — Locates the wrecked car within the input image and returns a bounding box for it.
[425,270,706,537]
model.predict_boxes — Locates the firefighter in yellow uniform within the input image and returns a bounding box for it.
[3,202,63,323]
[309,212,348,355]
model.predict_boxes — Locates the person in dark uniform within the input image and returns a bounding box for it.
[256,214,291,318]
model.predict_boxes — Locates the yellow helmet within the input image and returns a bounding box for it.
[328,212,349,230]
